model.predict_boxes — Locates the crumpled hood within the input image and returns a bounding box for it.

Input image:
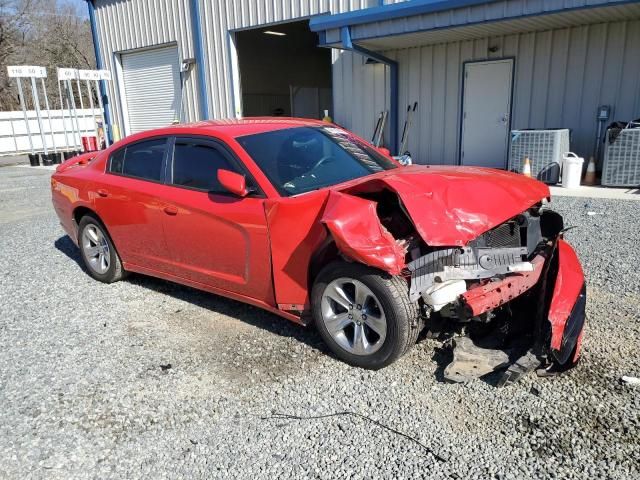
[340,165,550,246]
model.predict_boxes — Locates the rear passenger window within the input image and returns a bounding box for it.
[122,139,166,181]
[172,141,237,192]
[108,138,166,182]
[109,148,125,173]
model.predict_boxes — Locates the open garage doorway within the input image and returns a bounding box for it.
[235,20,332,119]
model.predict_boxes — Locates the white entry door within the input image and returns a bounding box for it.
[120,45,181,135]
[460,59,513,168]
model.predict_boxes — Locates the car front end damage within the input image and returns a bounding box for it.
[406,206,586,385]
[320,167,587,384]
[266,165,586,382]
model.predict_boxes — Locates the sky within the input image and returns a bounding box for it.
[68,0,89,18]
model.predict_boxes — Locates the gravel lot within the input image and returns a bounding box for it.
[1,165,638,479]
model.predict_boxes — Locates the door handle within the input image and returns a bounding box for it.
[97,189,108,197]
[163,205,178,216]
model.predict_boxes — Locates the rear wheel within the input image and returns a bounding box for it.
[312,261,419,369]
[78,214,126,283]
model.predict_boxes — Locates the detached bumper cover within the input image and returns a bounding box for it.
[548,239,586,364]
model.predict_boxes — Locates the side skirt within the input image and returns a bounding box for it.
[122,262,305,325]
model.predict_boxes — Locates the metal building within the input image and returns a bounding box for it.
[88,0,640,167]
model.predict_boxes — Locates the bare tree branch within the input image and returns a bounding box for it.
[0,0,95,110]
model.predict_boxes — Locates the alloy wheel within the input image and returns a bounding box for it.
[82,224,111,274]
[321,277,387,355]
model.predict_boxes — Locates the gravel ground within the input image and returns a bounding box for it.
[1,165,638,479]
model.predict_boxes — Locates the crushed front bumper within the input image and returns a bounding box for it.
[408,218,586,384]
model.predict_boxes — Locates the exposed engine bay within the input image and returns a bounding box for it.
[397,204,583,385]
[334,187,585,386]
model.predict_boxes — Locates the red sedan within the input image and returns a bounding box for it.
[51,118,586,384]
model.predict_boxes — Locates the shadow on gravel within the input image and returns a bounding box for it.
[55,235,86,269]
[54,235,328,356]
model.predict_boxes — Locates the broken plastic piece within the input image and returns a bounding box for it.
[621,376,640,386]
[547,239,586,363]
[496,351,541,387]
[507,262,534,272]
[421,279,466,312]
[444,337,510,383]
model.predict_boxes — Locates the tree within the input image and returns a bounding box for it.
[0,0,95,111]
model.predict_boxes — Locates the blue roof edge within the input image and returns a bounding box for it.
[309,0,502,32]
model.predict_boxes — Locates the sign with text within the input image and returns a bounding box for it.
[98,70,112,81]
[77,69,112,81]
[57,68,78,81]
[7,65,47,78]
[78,69,101,81]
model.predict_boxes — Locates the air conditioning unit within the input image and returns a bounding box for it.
[602,125,640,187]
[509,129,570,184]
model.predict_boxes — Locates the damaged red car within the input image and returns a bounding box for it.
[51,118,586,384]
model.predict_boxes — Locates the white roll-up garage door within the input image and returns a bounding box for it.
[121,45,181,134]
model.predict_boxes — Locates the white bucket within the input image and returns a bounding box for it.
[562,152,584,189]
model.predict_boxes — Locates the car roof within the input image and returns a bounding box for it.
[153,117,328,138]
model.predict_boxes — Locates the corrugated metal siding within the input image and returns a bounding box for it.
[197,0,377,119]
[331,50,390,144]
[94,0,198,131]
[334,19,640,164]
[351,0,629,41]
[357,4,640,49]
[94,0,376,129]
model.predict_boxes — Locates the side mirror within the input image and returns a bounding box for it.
[376,147,392,158]
[217,169,248,197]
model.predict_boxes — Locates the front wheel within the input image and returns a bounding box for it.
[311,261,420,369]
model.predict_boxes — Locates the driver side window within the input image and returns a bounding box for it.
[171,140,238,193]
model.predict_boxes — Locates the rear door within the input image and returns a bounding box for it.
[460,59,513,168]
[158,136,274,304]
[94,137,173,270]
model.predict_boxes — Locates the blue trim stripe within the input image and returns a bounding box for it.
[309,0,637,33]
[87,0,112,140]
[310,0,503,32]
[340,27,398,155]
[190,0,209,119]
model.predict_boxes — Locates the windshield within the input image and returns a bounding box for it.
[236,126,397,196]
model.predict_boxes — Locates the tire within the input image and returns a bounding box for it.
[311,261,420,369]
[77,214,126,283]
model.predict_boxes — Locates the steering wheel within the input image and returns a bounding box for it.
[311,155,335,171]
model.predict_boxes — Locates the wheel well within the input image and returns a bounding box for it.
[308,238,340,291]
[73,206,98,226]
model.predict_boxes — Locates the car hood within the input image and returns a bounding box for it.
[338,165,551,247]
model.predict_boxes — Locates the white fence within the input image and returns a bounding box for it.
[0,109,102,156]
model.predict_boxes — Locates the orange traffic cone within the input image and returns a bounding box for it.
[583,156,597,185]
[522,157,532,177]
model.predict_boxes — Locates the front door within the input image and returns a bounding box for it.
[158,136,274,304]
[460,59,513,168]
